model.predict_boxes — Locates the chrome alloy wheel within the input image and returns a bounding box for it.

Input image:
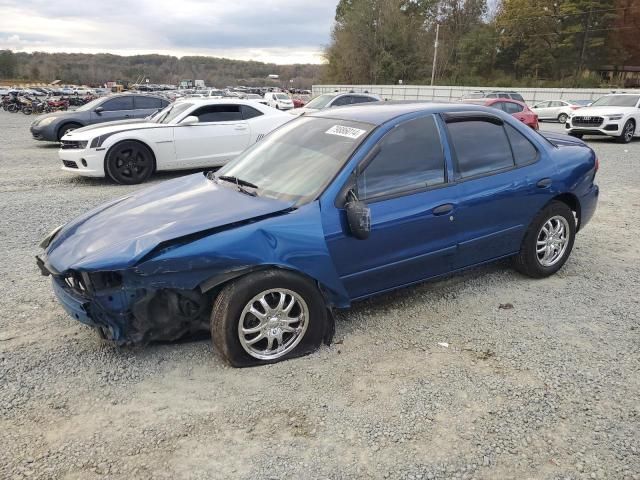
[238,288,309,360]
[536,215,570,267]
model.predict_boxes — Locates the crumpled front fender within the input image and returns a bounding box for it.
[132,201,351,308]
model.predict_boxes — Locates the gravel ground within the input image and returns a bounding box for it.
[1,112,639,480]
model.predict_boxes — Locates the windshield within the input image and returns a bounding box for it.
[275,94,290,100]
[590,95,640,107]
[216,117,374,203]
[76,98,104,112]
[154,102,193,124]
[305,94,336,110]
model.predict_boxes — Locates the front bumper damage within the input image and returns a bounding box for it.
[38,260,210,344]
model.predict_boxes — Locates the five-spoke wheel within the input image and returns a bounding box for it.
[105,140,154,185]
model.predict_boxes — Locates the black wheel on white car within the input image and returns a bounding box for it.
[105,140,155,185]
[211,270,328,367]
[512,201,576,278]
[617,120,635,144]
[557,113,568,124]
[57,123,81,141]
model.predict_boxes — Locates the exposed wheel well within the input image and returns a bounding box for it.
[104,139,157,173]
[551,193,581,230]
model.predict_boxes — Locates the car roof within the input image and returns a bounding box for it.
[308,102,504,125]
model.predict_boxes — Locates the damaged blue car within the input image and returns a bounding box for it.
[37,103,599,366]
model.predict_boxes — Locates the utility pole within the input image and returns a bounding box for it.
[575,7,593,86]
[431,24,440,86]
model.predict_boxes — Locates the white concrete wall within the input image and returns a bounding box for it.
[312,84,640,103]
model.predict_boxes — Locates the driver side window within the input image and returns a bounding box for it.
[356,115,446,201]
[191,104,242,122]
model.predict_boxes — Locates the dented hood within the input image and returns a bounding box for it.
[45,173,294,272]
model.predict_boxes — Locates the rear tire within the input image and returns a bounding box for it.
[616,120,635,144]
[557,113,568,124]
[512,201,576,278]
[105,140,155,185]
[211,270,329,367]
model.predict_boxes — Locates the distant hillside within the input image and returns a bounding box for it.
[0,50,325,88]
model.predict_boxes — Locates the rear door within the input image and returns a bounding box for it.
[442,114,555,268]
[324,114,459,299]
[173,104,250,168]
[90,96,135,123]
[133,96,167,118]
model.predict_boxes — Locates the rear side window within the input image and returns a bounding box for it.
[101,96,134,111]
[192,104,242,122]
[352,95,376,104]
[504,102,524,114]
[135,96,163,109]
[357,115,445,200]
[240,105,263,120]
[505,124,538,165]
[447,120,514,178]
[510,93,525,102]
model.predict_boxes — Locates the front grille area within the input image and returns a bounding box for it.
[60,140,87,149]
[572,116,604,127]
[62,160,78,169]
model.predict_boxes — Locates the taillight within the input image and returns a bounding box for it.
[570,105,580,110]
[595,157,599,173]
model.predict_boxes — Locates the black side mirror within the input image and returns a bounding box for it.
[94,106,104,114]
[345,198,371,240]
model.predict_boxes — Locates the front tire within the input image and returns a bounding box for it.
[57,123,81,141]
[105,140,154,185]
[211,270,329,367]
[512,201,576,278]
[616,120,635,144]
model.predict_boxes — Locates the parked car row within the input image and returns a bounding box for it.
[36,100,600,367]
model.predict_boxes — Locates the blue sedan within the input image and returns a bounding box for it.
[37,103,599,366]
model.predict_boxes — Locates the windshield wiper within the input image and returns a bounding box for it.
[215,175,259,196]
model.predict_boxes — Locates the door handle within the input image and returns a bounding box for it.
[234,125,247,130]
[433,203,454,216]
[537,178,552,188]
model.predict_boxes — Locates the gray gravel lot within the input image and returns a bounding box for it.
[1,112,639,480]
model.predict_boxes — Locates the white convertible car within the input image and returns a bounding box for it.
[58,99,293,184]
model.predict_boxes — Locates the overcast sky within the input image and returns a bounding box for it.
[0,0,338,64]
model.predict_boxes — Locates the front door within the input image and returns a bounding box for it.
[173,104,250,168]
[91,96,136,123]
[324,114,459,299]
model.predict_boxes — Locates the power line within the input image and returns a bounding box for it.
[494,25,638,40]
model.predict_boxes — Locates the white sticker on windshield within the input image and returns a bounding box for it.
[325,125,367,139]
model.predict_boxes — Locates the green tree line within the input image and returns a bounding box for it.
[324,0,640,87]
[0,51,324,88]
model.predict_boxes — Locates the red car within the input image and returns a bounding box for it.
[465,98,539,130]
[292,97,306,108]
